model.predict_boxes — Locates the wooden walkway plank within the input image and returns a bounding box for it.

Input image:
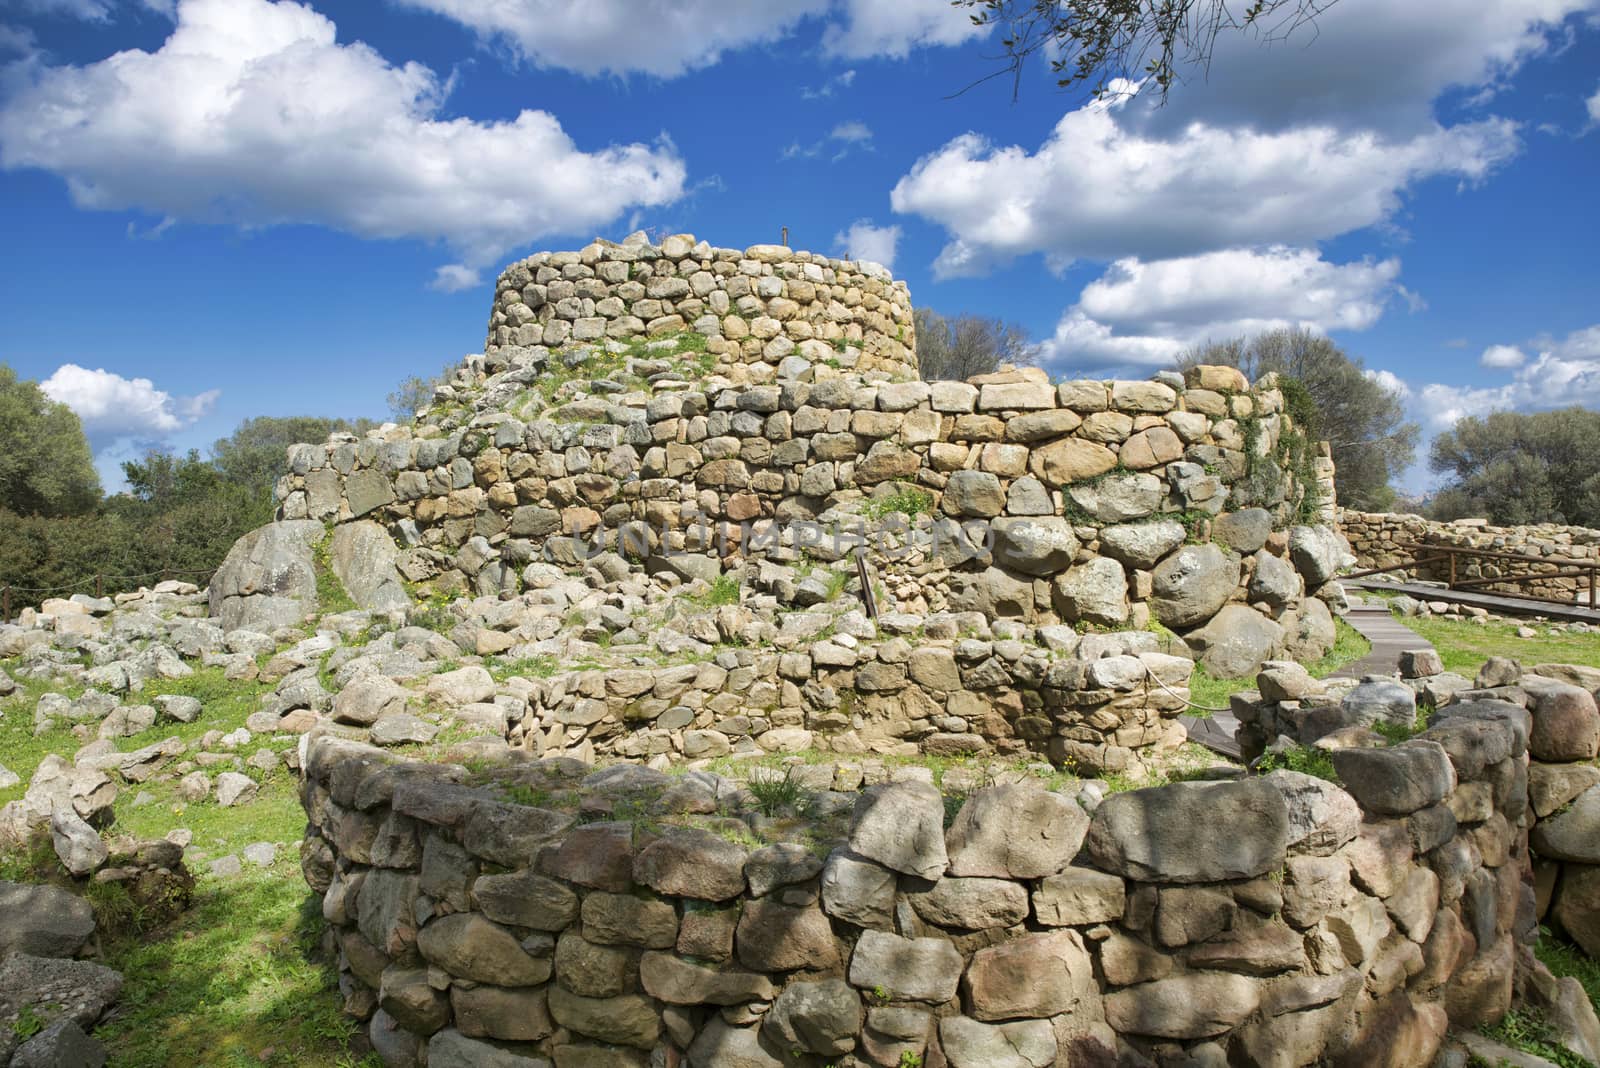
[1345,578,1600,625]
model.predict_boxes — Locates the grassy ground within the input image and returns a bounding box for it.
[0,656,377,1068]
[1186,616,1373,711]
[1391,613,1600,676]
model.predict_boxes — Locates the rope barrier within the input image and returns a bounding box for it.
[1144,659,1234,715]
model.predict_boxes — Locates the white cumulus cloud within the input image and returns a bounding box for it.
[1364,369,1413,400]
[834,220,900,271]
[820,0,987,59]
[0,0,687,281]
[393,0,828,79]
[1480,344,1528,368]
[1588,82,1600,123]
[40,364,220,447]
[891,98,1519,279]
[1034,247,1405,372]
[1416,324,1600,428]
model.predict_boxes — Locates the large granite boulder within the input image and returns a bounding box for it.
[1085,779,1289,883]
[1150,544,1240,629]
[1183,604,1284,678]
[208,520,325,632]
[0,882,96,959]
[327,521,410,614]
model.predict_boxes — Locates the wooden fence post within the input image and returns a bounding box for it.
[95,574,103,599]
[1,586,9,623]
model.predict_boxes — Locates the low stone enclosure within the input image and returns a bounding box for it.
[255,234,1352,773]
[1341,510,1600,605]
[298,644,1600,1068]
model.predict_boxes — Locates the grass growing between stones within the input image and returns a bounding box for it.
[95,865,380,1068]
[1387,611,1600,675]
[1186,616,1372,710]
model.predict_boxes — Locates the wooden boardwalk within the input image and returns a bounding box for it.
[1345,578,1600,625]
[1180,598,1433,762]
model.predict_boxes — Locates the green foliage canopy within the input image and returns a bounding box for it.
[0,365,101,517]
[1428,407,1600,527]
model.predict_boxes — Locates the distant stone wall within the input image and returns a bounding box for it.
[299,714,1539,1068]
[489,625,1194,776]
[1340,510,1600,604]
[485,233,917,381]
[274,360,1340,671]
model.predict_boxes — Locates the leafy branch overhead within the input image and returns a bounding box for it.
[954,0,1338,101]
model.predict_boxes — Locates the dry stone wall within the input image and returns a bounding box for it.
[298,705,1550,1068]
[1340,510,1600,604]
[485,233,917,382]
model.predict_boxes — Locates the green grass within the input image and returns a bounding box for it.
[0,651,370,1067]
[1254,743,1339,782]
[693,573,741,608]
[1187,616,1371,710]
[862,482,934,520]
[96,868,380,1068]
[1388,610,1600,675]
[312,535,358,615]
[487,654,561,680]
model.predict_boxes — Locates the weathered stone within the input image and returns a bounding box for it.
[427,1028,549,1068]
[1155,885,1235,947]
[686,1018,784,1068]
[1524,678,1600,761]
[1533,786,1600,863]
[991,517,1078,576]
[945,784,1089,879]
[1150,544,1240,629]
[49,809,106,877]
[208,519,324,631]
[633,827,747,901]
[963,929,1095,1021]
[378,967,450,1035]
[1331,741,1456,816]
[1103,973,1261,1038]
[743,843,823,898]
[849,781,947,879]
[820,851,896,930]
[1260,770,1361,855]
[546,986,659,1049]
[328,521,410,613]
[580,891,677,949]
[762,979,861,1057]
[1098,520,1186,569]
[1051,557,1129,627]
[939,1017,1056,1068]
[907,876,1028,930]
[942,470,1006,517]
[736,900,841,972]
[1185,604,1284,677]
[473,868,579,930]
[416,914,550,985]
[1086,779,1289,883]
[639,951,776,1005]
[0,882,96,960]
[1212,508,1272,553]
[1288,525,1354,586]
[847,930,963,1003]
[450,984,554,1043]
[1033,866,1126,925]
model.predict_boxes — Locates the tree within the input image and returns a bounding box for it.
[914,308,1034,382]
[956,0,1337,101]
[0,364,101,517]
[1177,328,1418,511]
[388,362,459,422]
[1428,408,1600,527]
[211,415,375,498]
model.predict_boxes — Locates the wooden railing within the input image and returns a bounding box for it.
[1344,540,1600,610]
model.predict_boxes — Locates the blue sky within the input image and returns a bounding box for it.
[1,0,1598,495]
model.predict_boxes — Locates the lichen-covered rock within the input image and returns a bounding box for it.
[1085,779,1289,883]
[849,781,946,880]
[207,519,324,632]
[1150,544,1240,629]
[944,784,1088,879]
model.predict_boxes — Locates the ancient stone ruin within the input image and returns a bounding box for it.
[258,234,1349,773]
